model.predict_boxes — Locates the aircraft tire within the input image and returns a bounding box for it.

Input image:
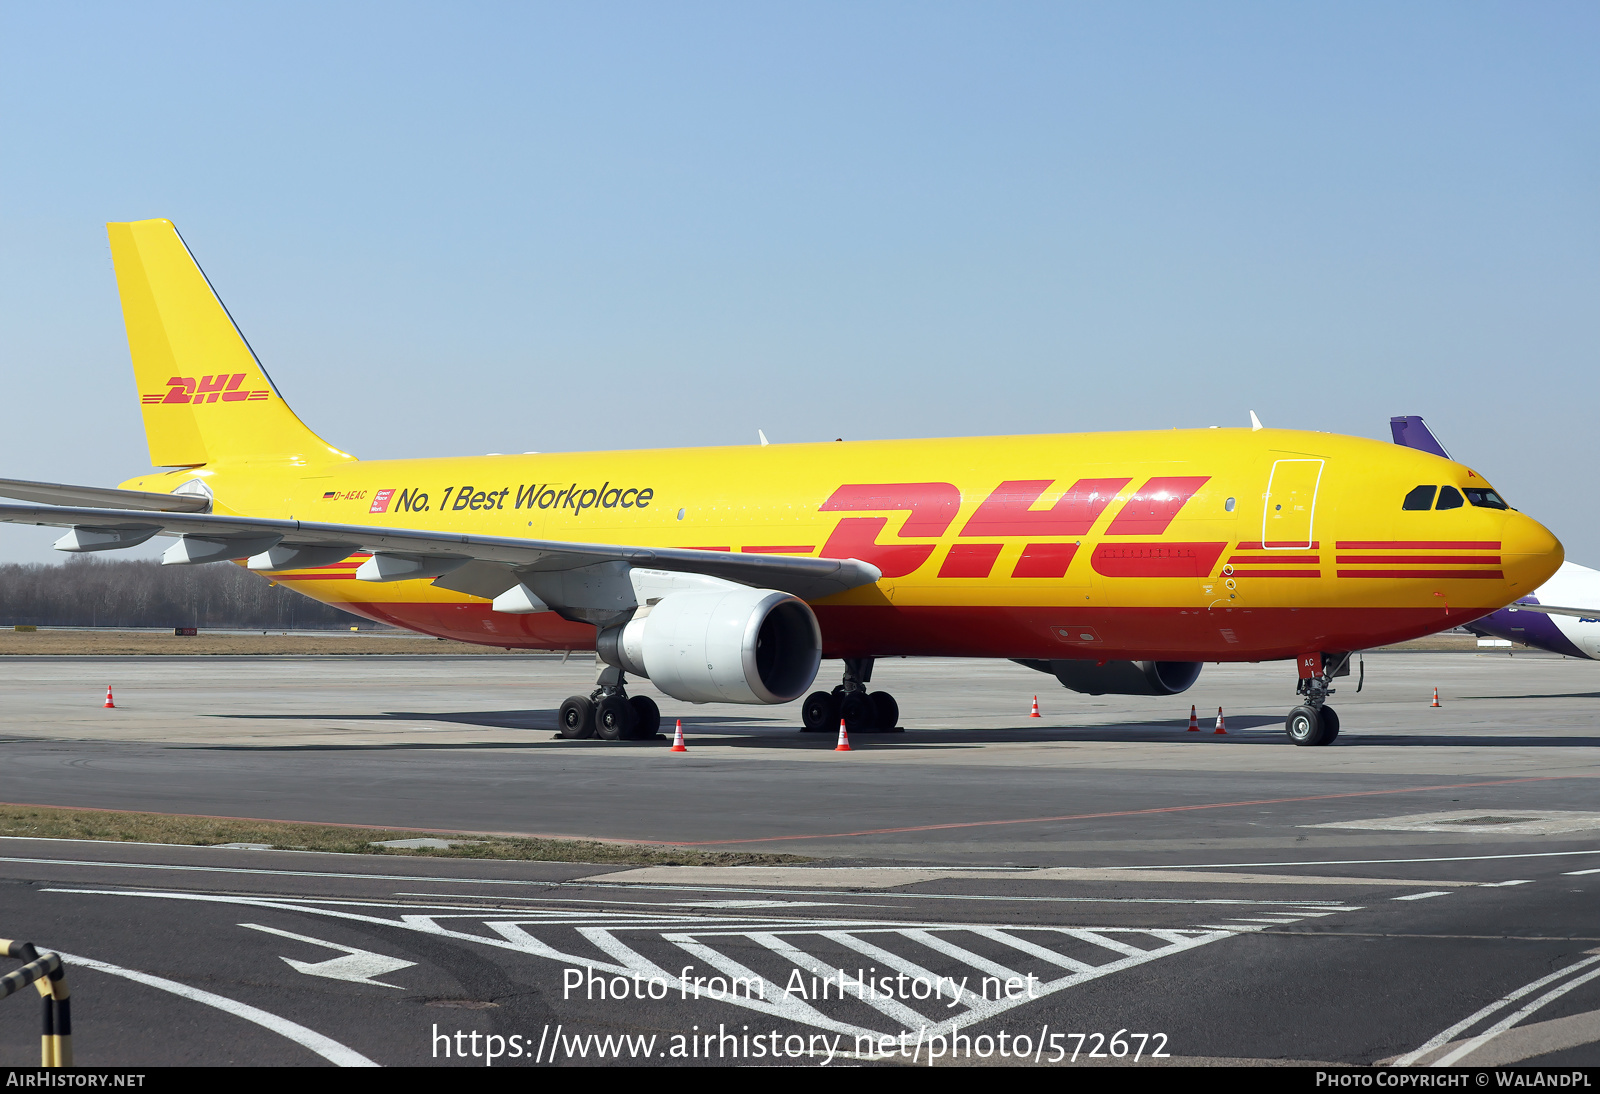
[841,692,876,734]
[627,695,661,739]
[801,691,837,732]
[1319,706,1340,744]
[558,696,596,739]
[869,691,899,731]
[595,694,632,741]
[1285,704,1329,746]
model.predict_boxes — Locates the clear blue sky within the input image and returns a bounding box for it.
[1,2,1595,564]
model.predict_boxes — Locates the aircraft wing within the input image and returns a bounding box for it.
[1506,603,1600,620]
[0,477,210,512]
[0,503,882,603]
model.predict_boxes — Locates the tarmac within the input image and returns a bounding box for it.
[0,650,1595,1066]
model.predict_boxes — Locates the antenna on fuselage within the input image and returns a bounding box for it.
[758,430,770,447]
[1249,411,1264,431]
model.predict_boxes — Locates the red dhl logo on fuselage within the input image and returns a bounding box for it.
[814,477,1217,579]
[282,477,1505,586]
[141,374,271,405]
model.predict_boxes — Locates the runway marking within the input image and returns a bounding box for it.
[650,775,1600,845]
[520,885,1360,908]
[1478,880,1535,887]
[239,923,416,988]
[1433,966,1600,1067]
[56,950,378,1066]
[42,886,1298,1041]
[0,854,562,886]
[1391,892,1450,901]
[1394,955,1600,1066]
[0,850,1366,906]
[1563,868,1600,876]
[1095,849,1600,870]
[2,772,1595,851]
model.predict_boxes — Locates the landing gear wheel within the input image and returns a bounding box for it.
[595,694,633,741]
[869,691,899,731]
[841,691,876,734]
[558,696,595,739]
[801,691,838,732]
[1319,705,1340,744]
[1285,704,1330,747]
[627,695,660,739]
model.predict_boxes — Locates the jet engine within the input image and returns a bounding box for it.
[1016,658,1203,696]
[597,587,822,704]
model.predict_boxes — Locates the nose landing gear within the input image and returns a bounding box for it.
[1286,653,1345,746]
[558,664,661,741]
[802,658,901,734]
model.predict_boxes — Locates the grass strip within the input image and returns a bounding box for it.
[0,803,809,866]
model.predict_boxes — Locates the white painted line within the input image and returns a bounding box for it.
[1194,924,1264,931]
[1562,869,1600,876]
[0,854,555,886]
[1114,849,1600,870]
[576,883,1355,907]
[1434,964,1600,1066]
[239,923,415,988]
[1479,880,1535,887]
[1393,955,1600,1066]
[1392,892,1451,901]
[57,950,378,1067]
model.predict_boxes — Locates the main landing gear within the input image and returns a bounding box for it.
[558,665,662,742]
[801,657,902,734]
[1285,655,1343,747]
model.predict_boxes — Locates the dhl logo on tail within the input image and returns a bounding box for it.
[142,374,271,405]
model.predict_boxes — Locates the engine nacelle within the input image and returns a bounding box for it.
[1021,658,1203,696]
[598,587,822,704]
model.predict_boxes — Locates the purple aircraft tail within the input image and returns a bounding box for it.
[1389,415,1451,459]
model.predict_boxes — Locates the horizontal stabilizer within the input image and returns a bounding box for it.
[0,476,209,512]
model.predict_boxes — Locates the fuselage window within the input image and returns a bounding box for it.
[1436,485,1464,510]
[1224,497,1235,512]
[1402,485,1437,511]
[1464,488,1508,510]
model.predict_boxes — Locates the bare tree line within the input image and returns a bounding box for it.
[0,556,361,629]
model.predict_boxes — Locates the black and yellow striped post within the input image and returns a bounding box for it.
[0,940,70,1066]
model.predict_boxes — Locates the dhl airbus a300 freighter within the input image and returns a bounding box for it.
[0,221,1565,746]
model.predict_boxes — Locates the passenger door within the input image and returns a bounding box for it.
[1262,459,1324,550]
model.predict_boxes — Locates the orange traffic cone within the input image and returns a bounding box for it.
[1029,695,1041,718]
[1213,706,1227,734]
[670,719,687,752]
[1431,688,1442,708]
[835,719,851,752]
[103,686,115,709]
[1187,704,1199,732]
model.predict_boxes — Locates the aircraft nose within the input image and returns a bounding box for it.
[1500,510,1563,594]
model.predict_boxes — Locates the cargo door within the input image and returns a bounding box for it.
[1262,459,1324,549]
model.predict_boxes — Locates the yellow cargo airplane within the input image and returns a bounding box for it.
[0,220,1565,746]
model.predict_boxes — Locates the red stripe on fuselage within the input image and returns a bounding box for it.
[1336,541,1500,549]
[323,600,1480,662]
[1337,555,1501,564]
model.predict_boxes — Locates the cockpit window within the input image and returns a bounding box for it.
[1402,485,1437,511]
[1464,488,1508,510]
[1436,485,1464,510]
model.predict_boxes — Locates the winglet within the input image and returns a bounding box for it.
[1389,415,1451,459]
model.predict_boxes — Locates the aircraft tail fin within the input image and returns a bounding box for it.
[1389,415,1451,460]
[107,219,355,468]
